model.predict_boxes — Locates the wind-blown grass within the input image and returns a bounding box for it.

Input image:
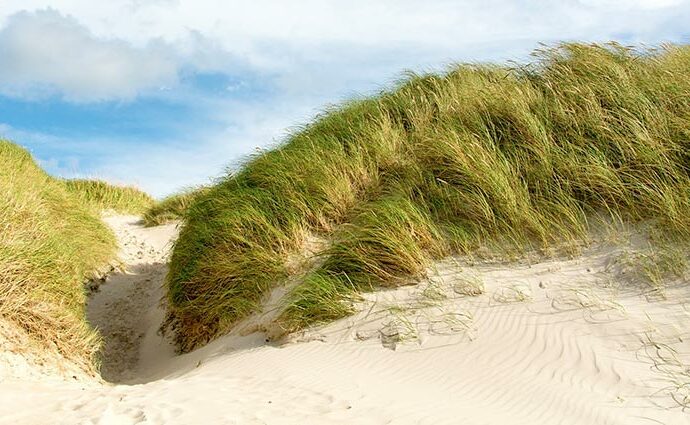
[63,179,154,214]
[142,186,209,226]
[0,141,117,372]
[167,43,690,351]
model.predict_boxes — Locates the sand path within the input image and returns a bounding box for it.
[86,215,177,383]
[0,216,689,424]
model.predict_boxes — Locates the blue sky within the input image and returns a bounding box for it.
[0,1,689,197]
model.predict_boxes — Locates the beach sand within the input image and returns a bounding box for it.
[0,215,688,424]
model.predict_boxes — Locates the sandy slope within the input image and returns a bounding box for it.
[86,215,178,383]
[0,216,689,424]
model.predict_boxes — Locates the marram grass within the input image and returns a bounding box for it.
[0,141,116,372]
[0,142,155,372]
[142,186,209,227]
[167,42,690,351]
[63,179,154,214]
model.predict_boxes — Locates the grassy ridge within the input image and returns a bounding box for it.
[63,179,154,214]
[0,141,117,371]
[167,43,690,351]
[142,186,209,227]
[0,142,154,371]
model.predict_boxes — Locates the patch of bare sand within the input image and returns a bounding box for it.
[86,215,178,384]
[0,217,689,424]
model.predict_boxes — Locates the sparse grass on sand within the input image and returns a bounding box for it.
[143,186,209,227]
[0,141,152,372]
[63,179,154,214]
[166,42,690,351]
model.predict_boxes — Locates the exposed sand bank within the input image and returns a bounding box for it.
[0,216,688,424]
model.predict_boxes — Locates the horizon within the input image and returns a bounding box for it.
[1,1,689,198]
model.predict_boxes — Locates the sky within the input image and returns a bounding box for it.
[0,1,689,197]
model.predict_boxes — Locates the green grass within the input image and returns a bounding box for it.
[142,186,209,226]
[0,143,153,371]
[63,179,154,214]
[0,141,118,372]
[167,42,690,351]
[612,242,688,296]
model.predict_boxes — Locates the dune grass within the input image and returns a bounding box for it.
[0,141,119,372]
[63,179,154,214]
[142,186,209,227]
[167,42,690,351]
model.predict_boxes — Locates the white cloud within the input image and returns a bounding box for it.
[0,0,689,195]
[88,99,312,197]
[581,0,684,9]
[0,1,688,102]
[0,9,178,101]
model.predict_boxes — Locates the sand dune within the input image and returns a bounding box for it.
[0,216,688,424]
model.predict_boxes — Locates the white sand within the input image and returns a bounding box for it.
[86,215,178,383]
[0,216,689,424]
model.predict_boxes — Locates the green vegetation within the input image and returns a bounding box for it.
[612,243,688,296]
[63,179,154,214]
[143,186,209,226]
[167,42,690,351]
[0,143,152,371]
[0,141,117,372]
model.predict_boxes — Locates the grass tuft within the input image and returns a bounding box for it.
[142,186,209,227]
